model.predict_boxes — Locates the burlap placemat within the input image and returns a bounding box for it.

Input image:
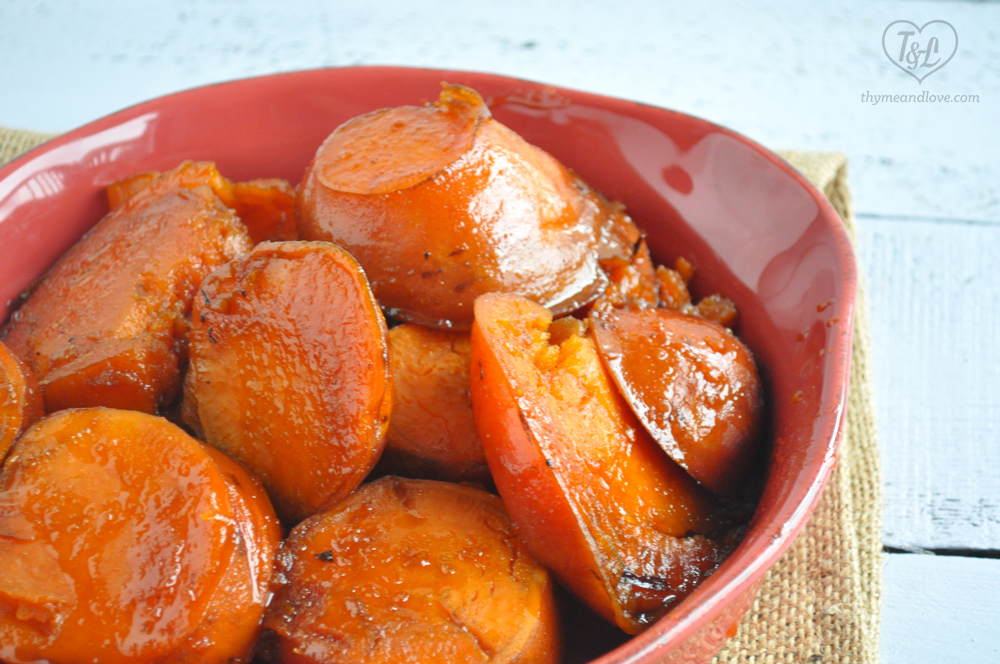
[0,131,881,663]
[0,127,55,164]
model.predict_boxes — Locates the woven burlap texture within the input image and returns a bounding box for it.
[0,131,882,663]
[711,152,882,664]
[0,127,55,164]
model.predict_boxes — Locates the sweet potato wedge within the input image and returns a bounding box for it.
[470,293,726,634]
[263,476,560,664]
[378,324,490,483]
[0,341,43,461]
[182,241,391,524]
[2,180,251,415]
[108,162,297,244]
[0,408,278,664]
[590,308,763,495]
[298,84,637,330]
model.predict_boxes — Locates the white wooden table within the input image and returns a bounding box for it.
[2,1,998,660]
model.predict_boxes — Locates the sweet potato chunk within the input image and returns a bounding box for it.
[298,84,637,330]
[108,162,297,244]
[592,238,659,312]
[379,324,489,483]
[590,309,763,495]
[106,170,159,208]
[2,181,251,415]
[471,293,725,634]
[227,179,297,243]
[169,445,282,664]
[264,476,560,664]
[183,241,391,524]
[0,408,279,664]
[0,341,43,461]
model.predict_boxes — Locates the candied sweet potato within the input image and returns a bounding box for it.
[2,181,251,415]
[379,324,489,483]
[0,408,279,664]
[264,476,560,664]
[108,162,297,244]
[590,308,763,495]
[592,238,659,312]
[227,179,297,244]
[0,341,43,461]
[470,293,726,634]
[298,84,637,330]
[183,241,391,524]
[166,445,282,664]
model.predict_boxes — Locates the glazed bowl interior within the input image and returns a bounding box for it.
[0,66,856,664]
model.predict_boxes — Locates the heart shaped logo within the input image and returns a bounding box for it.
[882,20,958,84]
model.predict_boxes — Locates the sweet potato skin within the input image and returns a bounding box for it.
[470,293,726,634]
[0,408,241,664]
[2,183,251,415]
[263,476,559,664]
[590,308,763,495]
[183,241,391,524]
[0,340,43,461]
[379,324,490,483]
[298,85,633,330]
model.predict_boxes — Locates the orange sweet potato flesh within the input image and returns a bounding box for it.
[263,476,560,664]
[163,445,282,664]
[590,309,763,496]
[0,408,249,664]
[0,341,43,461]
[228,180,297,243]
[379,324,490,483]
[182,241,391,524]
[108,162,297,244]
[2,181,251,415]
[470,293,726,634]
[298,84,638,330]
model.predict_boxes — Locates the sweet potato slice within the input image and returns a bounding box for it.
[470,293,726,634]
[590,308,763,495]
[379,324,489,483]
[0,408,249,664]
[182,241,391,524]
[2,182,251,415]
[264,476,560,664]
[298,84,636,330]
[108,163,297,244]
[165,445,282,664]
[0,341,43,461]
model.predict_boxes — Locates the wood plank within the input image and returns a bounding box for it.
[881,553,1000,663]
[857,217,1000,550]
[0,1,998,221]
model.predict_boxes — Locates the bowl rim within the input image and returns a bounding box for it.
[0,65,858,663]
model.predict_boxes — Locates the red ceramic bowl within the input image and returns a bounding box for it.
[0,67,856,663]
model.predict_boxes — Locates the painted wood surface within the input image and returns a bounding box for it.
[1,0,998,223]
[857,216,1000,551]
[1,0,998,660]
[881,553,1000,663]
